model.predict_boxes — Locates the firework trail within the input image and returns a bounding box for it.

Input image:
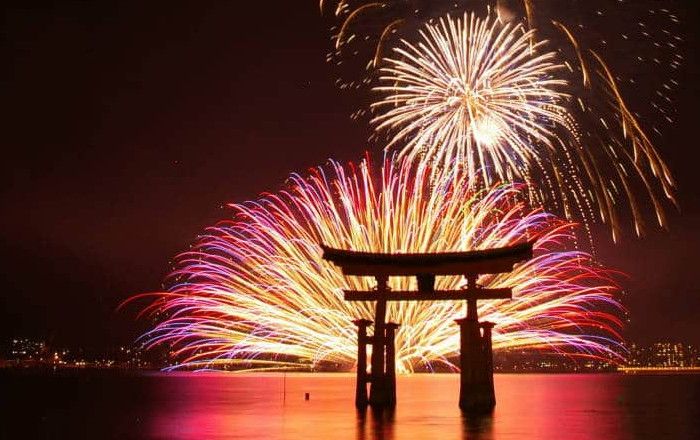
[321,1,681,240]
[128,156,623,372]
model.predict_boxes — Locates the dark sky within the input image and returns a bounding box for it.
[2,1,699,352]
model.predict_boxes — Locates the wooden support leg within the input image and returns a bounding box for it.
[353,319,372,408]
[369,276,391,407]
[481,321,496,408]
[385,322,400,406]
[369,299,388,407]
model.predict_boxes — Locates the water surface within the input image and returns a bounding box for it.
[1,372,698,439]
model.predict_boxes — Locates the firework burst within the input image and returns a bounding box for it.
[373,12,677,241]
[128,156,624,372]
[372,13,568,183]
[322,1,680,240]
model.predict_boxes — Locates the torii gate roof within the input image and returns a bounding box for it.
[321,241,533,277]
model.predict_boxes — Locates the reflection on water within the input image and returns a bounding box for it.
[1,372,699,439]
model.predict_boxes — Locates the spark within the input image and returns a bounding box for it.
[336,3,385,50]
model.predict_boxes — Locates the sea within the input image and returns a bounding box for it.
[1,372,698,439]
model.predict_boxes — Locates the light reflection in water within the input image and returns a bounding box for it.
[3,370,698,438]
[146,373,699,440]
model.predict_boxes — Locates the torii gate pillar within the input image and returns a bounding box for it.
[352,313,400,408]
[455,279,497,412]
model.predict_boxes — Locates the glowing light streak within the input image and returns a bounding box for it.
[336,3,385,50]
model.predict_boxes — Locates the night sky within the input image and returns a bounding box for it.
[2,1,699,353]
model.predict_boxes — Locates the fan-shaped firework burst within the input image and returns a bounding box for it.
[129,156,623,372]
[322,1,681,240]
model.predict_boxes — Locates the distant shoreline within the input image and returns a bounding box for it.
[2,365,699,375]
[617,366,700,374]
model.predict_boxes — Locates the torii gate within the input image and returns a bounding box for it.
[322,242,533,412]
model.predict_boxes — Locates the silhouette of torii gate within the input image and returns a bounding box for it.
[322,242,533,412]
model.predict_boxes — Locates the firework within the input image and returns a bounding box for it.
[372,13,567,184]
[128,156,623,372]
[322,1,680,240]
